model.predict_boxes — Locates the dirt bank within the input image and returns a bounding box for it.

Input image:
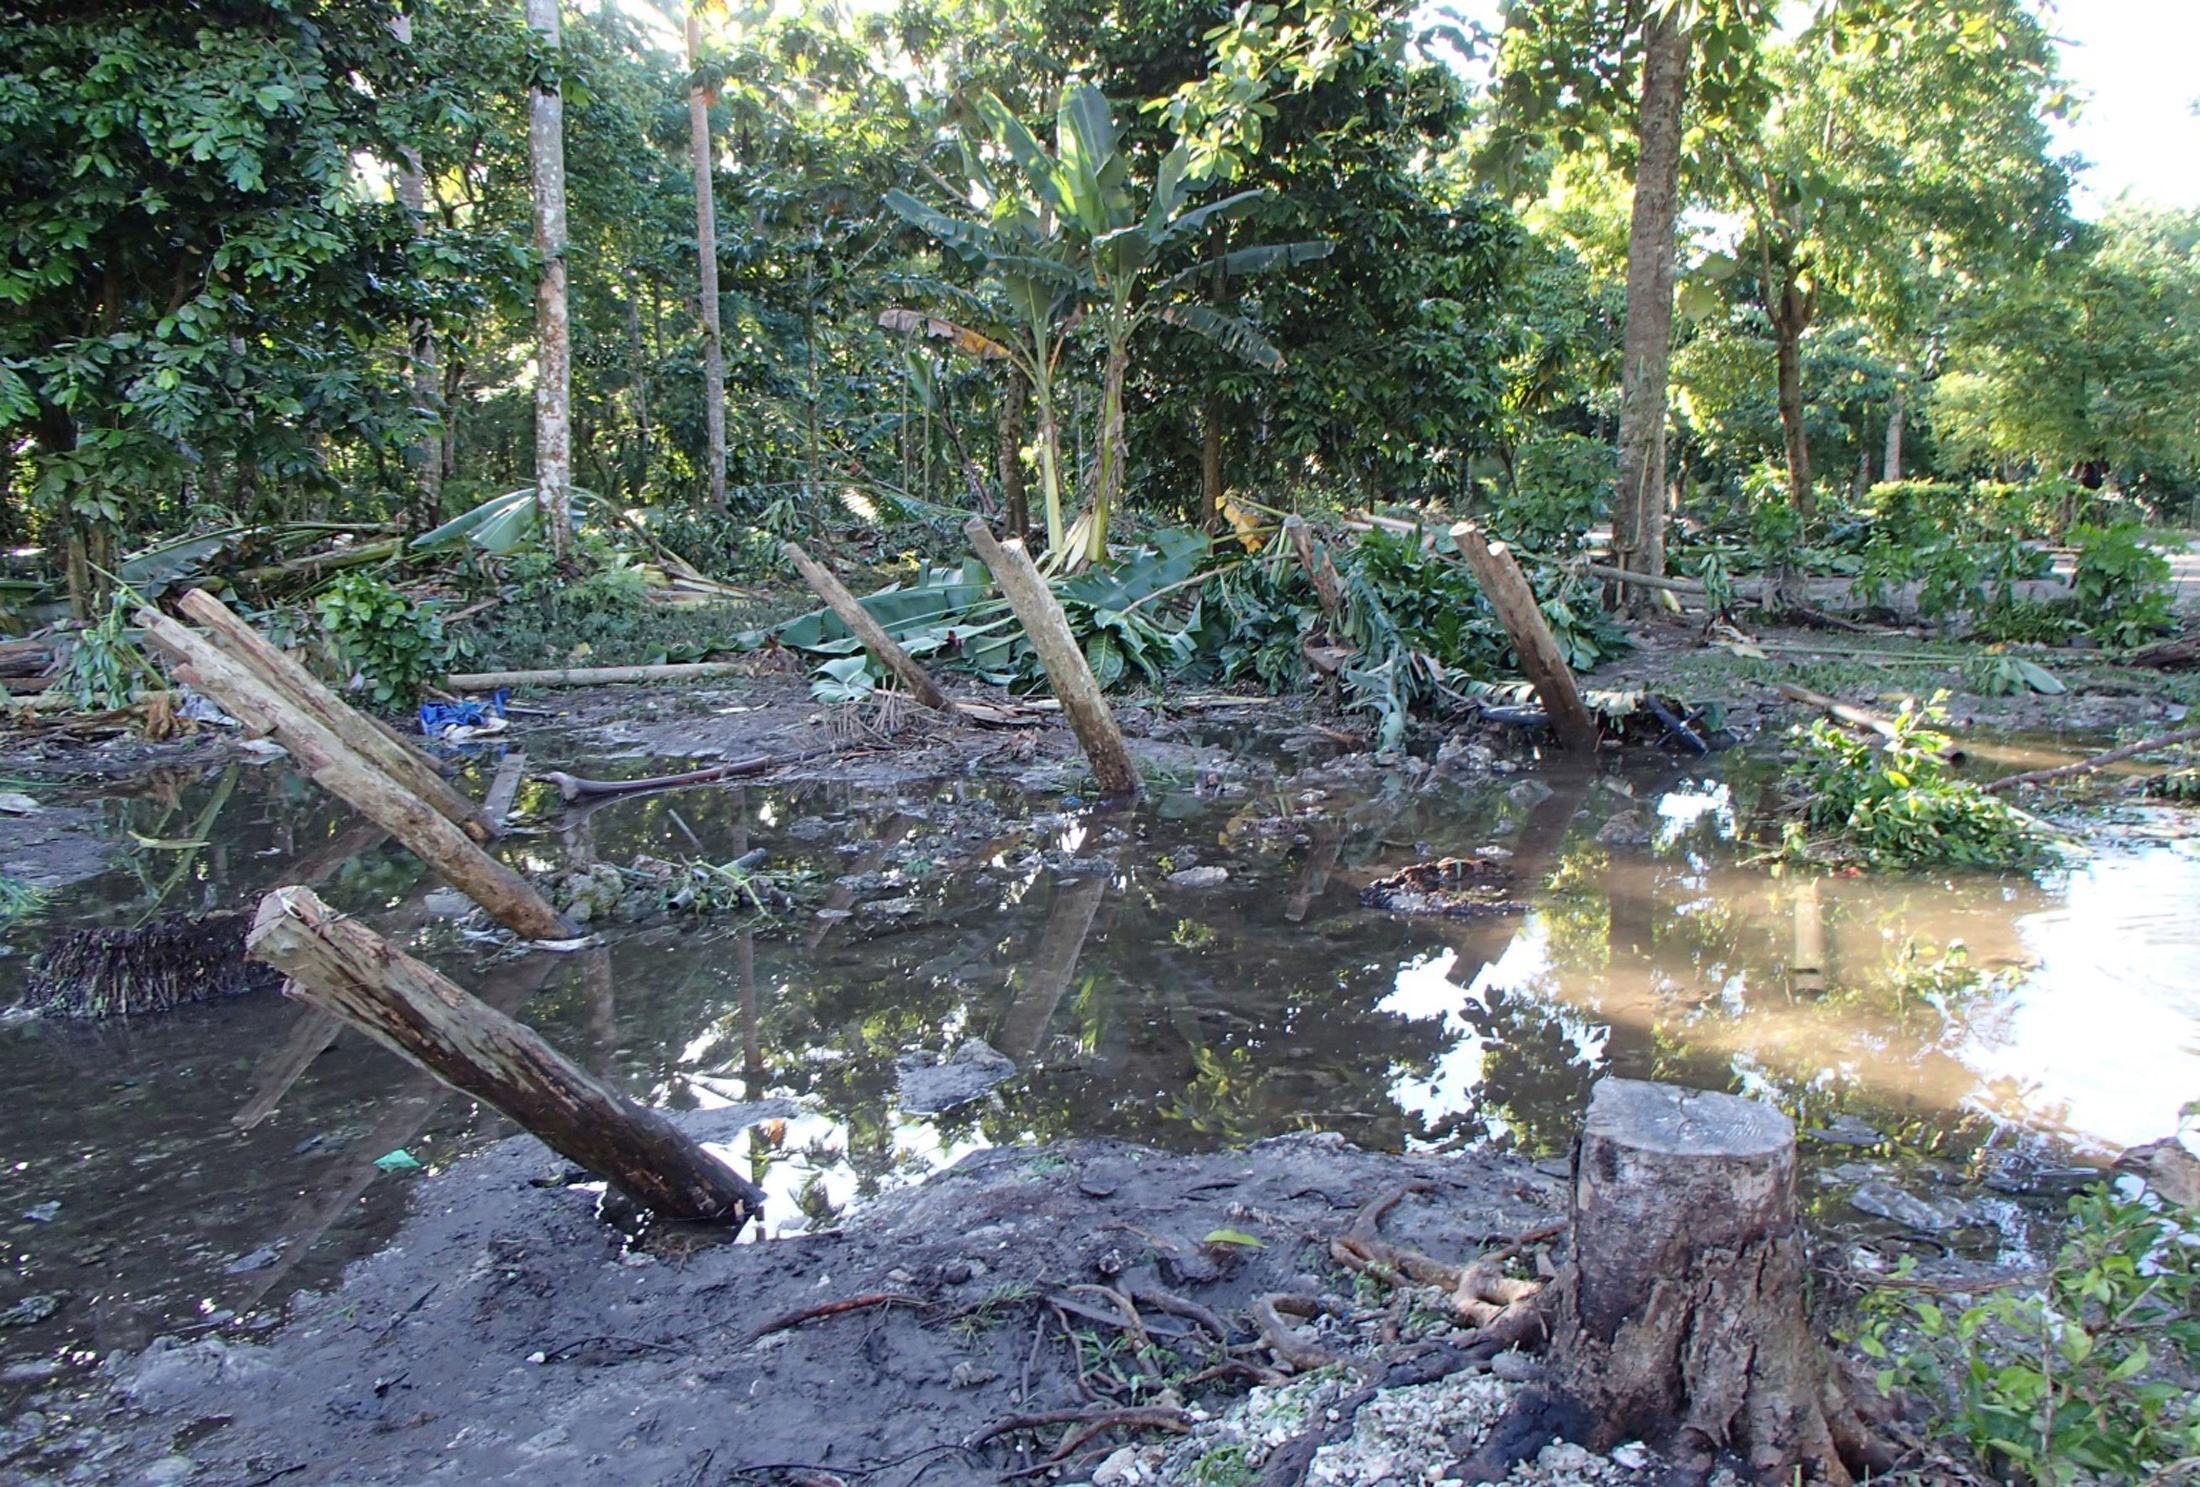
[31,1120,1570,1486]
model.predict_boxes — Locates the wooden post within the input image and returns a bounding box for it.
[177,589,494,841]
[781,542,953,711]
[963,518,1139,796]
[1448,522,1600,755]
[249,886,765,1225]
[138,610,574,940]
[1461,1079,1887,1485]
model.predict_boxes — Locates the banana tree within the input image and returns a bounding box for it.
[886,81,1329,567]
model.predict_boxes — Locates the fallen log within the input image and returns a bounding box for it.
[1775,682,1964,762]
[782,542,953,711]
[248,886,765,1225]
[2129,630,2200,670]
[541,745,836,804]
[177,590,489,840]
[963,518,1139,795]
[1460,1079,1891,1486]
[1983,723,2200,794]
[445,661,745,690]
[483,749,529,827]
[1448,522,1600,755]
[137,609,573,940]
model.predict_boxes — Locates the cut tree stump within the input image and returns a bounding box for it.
[248,886,765,1225]
[963,518,1139,795]
[138,609,573,941]
[782,541,953,711]
[1448,523,1600,755]
[1459,1078,1889,1486]
[176,590,492,841]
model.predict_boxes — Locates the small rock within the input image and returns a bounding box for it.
[0,792,42,816]
[896,1039,1017,1114]
[1611,1441,1654,1470]
[1166,865,1230,889]
[1537,1442,1595,1473]
[1804,1115,1884,1148]
[1595,810,1653,846]
[858,896,920,919]
[1848,1180,1963,1232]
[2,1359,60,1384]
[885,1268,914,1286]
[138,1455,196,1485]
[1505,780,1553,808]
[948,1361,999,1390]
[940,1261,974,1286]
[0,1295,61,1328]
[1488,1349,1538,1383]
[422,887,474,919]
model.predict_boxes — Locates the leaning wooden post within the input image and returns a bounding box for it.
[1462,1079,1886,1484]
[177,589,496,841]
[781,542,953,712]
[962,518,1139,796]
[1448,521,1600,755]
[249,886,765,1225]
[1283,515,1344,622]
[137,610,574,940]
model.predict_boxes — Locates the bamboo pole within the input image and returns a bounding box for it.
[177,590,491,841]
[249,886,765,1224]
[963,518,1139,795]
[1448,522,1600,754]
[781,542,953,711]
[1983,723,2200,794]
[445,661,745,690]
[137,610,574,940]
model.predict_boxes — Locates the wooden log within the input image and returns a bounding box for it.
[1283,516,1343,621]
[1983,722,2200,794]
[248,886,765,1225]
[963,518,1139,796]
[781,542,953,711]
[177,590,490,841]
[483,749,529,827]
[542,745,835,805]
[137,610,573,940]
[1448,522,1600,755]
[2129,630,2200,670]
[1461,1079,1887,1485]
[1775,683,1964,763]
[994,872,1107,1058]
[445,661,744,690]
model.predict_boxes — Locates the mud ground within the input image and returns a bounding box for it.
[31,1121,1567,1486]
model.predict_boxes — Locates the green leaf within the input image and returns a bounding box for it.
[1201,1228,1264,1248]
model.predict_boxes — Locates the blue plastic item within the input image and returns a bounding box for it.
[418,689,510,735]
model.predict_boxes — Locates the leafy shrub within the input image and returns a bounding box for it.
[314,572,457,709]
[1783,694,2047,869]
[1970,599,2085,646]
[2070,523,2174,647]
[1493,433,1612,555]
[63,590,158,710]
[1863,1188,2199,1485]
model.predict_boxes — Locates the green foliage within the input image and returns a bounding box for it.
[0,872,47,928]
[1863,1189,2200,1485]
[1963,652,2065,698]
[63,590,157,711]
[314,573,455,709]
[2069,523,2175,647]
[1784,695,2046,869]
[1494,433,1612,555]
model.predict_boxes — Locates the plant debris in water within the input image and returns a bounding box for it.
[19,913,281,1019]
[1359,856,1527,918]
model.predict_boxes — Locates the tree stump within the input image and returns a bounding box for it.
[1461,1079,1886,1486]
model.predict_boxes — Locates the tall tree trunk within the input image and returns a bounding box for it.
[1200,394,1223,533]
[624,288,652,471]
[391,12,444,540]
[686,7,727,510]
[526,0,573,560]
[1770,273,1814,521]
[1611,7,1691,605]
[1085,324,1128,566]
[1881,385,1904,484]
[998,367,1029,539]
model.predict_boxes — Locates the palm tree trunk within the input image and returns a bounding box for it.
[686,7,727,510]
[1200,394,1223,532]
[391,12,443,539]
[1090,331,1128,565]
[525,0,573,559]
[1612,7,1691,605]
[998,367,1029,538]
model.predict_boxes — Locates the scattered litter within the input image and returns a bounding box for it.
[22,1200,59,1223]
[419,690,510,739]
[374,1149,424,1173]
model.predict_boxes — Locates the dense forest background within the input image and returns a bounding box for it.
[3,0,2196,616]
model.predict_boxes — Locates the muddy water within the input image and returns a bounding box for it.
[1,744,2195,1407]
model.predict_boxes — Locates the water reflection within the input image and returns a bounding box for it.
[2,744,2196,1404]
